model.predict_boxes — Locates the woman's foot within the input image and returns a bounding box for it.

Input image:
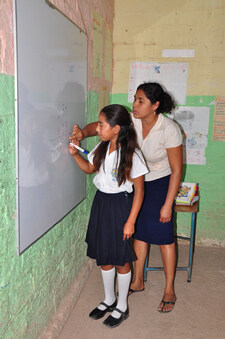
[129,281,145,295]
[128,287,145,295]
[158,293,176,313]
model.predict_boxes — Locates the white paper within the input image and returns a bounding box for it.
[170,106,210,165]
[128,62,189,105]
[162,49,195,58]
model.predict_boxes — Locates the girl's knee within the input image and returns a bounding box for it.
[116,262,131,274]
[101,265,115,271]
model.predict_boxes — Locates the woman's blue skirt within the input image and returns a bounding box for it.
[86,190,136,266]
[133,175,175,245]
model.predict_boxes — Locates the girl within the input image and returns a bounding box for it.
[69,104,148,328]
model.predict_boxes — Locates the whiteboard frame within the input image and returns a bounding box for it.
[14,0,88,254]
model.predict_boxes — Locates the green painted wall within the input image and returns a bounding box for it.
[0,73,99,338]
[110,93,225,246]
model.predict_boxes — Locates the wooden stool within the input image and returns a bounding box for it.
[144,199,199,283]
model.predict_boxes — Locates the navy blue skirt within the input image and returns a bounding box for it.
[133,175,175,245]
[86,190,136,266]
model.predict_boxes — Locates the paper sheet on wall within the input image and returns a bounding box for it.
[212,97,225,141]
[171,107,210,165]
[128,62,188,105]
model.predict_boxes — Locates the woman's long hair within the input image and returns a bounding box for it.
[93,104,139,186]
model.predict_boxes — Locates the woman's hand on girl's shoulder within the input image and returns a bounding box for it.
[123,221,135,240]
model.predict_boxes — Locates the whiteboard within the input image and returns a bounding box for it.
[14,0,87,253]
[128,61,189,105]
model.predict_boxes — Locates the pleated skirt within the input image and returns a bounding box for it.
[86,190,136,266]
[133,175,175,245]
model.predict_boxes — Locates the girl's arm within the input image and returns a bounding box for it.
[68,142,95,174]
[71,122,98,141]
[123,175,145,240]
[159,145,183,223]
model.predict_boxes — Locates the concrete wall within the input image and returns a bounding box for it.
[0,0,113,338]
[111,0,225,246]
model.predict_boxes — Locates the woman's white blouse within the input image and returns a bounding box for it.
[132,113,182,181]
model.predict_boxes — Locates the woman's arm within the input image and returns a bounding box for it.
[71,122,98,141]
[68,142,95,174]
[159,145,183,223]
[123,175,145,240]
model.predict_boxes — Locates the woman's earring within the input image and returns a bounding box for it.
[154,111,156,115]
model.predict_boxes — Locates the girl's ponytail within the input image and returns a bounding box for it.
[116,122,137,186]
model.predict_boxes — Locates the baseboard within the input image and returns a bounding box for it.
[39,259,93,339]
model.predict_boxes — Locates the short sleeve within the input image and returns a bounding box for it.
[87,143,100,165]
[131,149,149,179]
[164,120,182,148]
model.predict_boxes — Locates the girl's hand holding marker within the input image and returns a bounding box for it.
[69,141,88,155]
[68,140,79,155]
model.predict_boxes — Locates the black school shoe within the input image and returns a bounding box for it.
[103,307,129,328]
[89,300,117,320]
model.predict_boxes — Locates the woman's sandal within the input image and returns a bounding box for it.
[158,299,176,313]
[128,288,145,296]
[116,287,145,297]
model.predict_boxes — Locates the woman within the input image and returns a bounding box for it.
[71,82,182,313]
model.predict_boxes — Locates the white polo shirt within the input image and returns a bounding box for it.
[132,113,182,181]
[88,143,149,193]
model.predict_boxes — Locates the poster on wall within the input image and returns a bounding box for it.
[171,107,210,165]
[212,97,225,141]
[128,62,189,105]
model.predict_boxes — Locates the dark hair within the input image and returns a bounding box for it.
[137,82,175,114]
[93,104,139,186]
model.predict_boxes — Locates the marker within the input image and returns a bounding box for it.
[70,142,88,154]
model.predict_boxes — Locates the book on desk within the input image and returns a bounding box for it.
[175,182,199,206]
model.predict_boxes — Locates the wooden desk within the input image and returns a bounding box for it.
[144,199,199,283]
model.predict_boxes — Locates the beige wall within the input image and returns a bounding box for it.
[112,0,225,96]
[49,0,114,92]
[0,1,14,74]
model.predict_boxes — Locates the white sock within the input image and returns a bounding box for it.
[98,267,116,311]
[111,271,131,319]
